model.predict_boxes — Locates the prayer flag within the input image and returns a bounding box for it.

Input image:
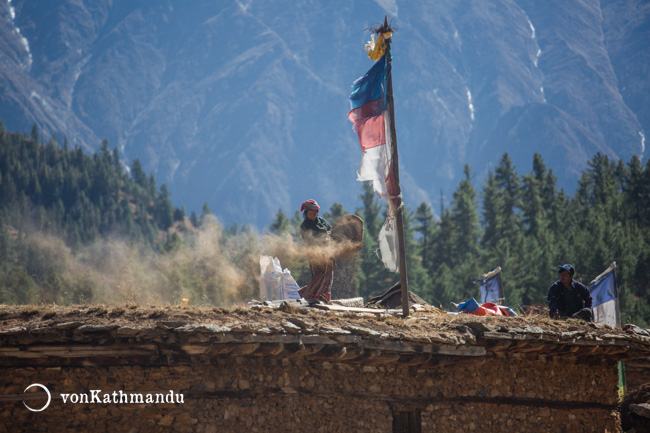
[348,51,401,272]
[458,298,480,313]
[348,55,389,151]
[590,265,619,328]
[456,298,517,317]
[473,267,502,304]
[348,54,395,201]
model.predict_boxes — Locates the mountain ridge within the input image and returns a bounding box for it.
[1,0,647,227]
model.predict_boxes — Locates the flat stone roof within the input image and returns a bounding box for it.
[1,303,649,367]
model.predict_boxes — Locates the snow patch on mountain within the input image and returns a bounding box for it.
[527,17,536,39]
[466,87,475,122]
[7,0,32,71]
[524,14,542,68]
[67,56,90,109]
[640,131,646,156]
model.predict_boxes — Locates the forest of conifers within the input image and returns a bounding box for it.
[1,123,649,326]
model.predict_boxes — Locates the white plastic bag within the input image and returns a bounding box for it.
[259,256,301,301]
[280,270,301,300]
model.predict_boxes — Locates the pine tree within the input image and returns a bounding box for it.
[269,209,291,235]
[148,173,157,199]
[519,154,556,305]
[451,164,480,260]
[0,212,12,272]
[481,172,503,251]
[200,203,213,225]
[30,124,39,146]
[358,182,383,239]
[572,153,620,275]
[480,154,528,306]
[521,154,547,237]
[414,202,434,274]
[576,152,619,211]
[322,203,348,226]
[112,147,121,172]
[494,153,522,234]
[401,206,432,302]
[643,159,650,227]
[429,207,456,304]
[154,184,174,230]
[131,159,147,189]
[355,183,391,300]
[622,155,646,223]
[174,205,186,223]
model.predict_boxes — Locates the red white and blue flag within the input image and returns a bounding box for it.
[348,52,400,271]
[348,54,394,201]
[348,54,388,151]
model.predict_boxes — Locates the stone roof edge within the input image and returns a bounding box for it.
[1,318,649,368]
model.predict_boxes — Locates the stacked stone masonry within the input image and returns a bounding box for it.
[1,358,622,432]
[1,305,649,432]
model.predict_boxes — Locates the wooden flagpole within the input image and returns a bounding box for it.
[497,270,504,304]
[382,16,409,318]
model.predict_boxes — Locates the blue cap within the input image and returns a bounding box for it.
[558,264,575,276]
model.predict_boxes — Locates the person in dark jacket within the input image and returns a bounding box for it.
[547,264,593,321]
[298,199,334,302]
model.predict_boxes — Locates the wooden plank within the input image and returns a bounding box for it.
[181,345,211,355]
[433,345,486,357]
[311,304,396,315]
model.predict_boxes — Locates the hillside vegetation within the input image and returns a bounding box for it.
[1,123,649,326]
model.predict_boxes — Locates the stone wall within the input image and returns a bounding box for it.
[624,359,650,392]
[1,356,621,432]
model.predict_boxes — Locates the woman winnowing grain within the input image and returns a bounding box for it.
[298,199,334,303]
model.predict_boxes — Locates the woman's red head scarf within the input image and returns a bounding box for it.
[300,199,320,212]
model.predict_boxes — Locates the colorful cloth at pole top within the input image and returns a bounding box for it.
[365,32,392,60]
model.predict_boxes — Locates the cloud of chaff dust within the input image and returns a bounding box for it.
[5,221,248,306]
[4,219,361,307]
[81,219,252,306]
[11,229,185,305]
[258,232,362,299]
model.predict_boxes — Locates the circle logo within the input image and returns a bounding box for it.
[23,383,51,412]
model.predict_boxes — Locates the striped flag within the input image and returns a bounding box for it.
[472,266,502,304]
[348,54,388,150]
[590,262,619,328]
[348,52,400,272]
[348,54,393,200]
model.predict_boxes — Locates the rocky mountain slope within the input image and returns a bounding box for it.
[1,0,648,227]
